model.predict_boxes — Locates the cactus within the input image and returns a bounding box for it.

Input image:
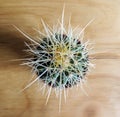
[14,8,94,111]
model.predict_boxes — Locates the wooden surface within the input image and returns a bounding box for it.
[0,0,120,117]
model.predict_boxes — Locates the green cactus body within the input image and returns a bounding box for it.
[33,34,89,89]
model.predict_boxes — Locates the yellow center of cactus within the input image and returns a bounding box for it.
[54,45,70,68]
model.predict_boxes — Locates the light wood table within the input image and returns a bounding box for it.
[0,0,120,117]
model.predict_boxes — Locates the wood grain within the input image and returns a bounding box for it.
[0,0,120,117]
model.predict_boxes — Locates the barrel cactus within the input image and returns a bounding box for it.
[14,8,94,110]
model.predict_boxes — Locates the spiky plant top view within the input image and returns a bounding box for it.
[34,33,89,88]
[14,8,94,108]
